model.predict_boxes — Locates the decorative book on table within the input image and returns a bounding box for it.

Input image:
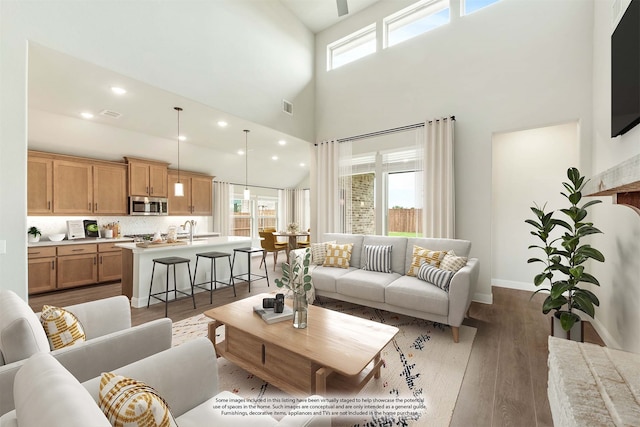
[253,305,293,324]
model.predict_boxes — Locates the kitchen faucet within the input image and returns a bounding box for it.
[183,220,196,243]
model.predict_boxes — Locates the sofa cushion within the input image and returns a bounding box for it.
[311,266,357,293]
[385,276,449,316]
[323,243,353,268]
[324,233,364,268]
[99,372,177,427]
[440,251,468,272]
[336,270,401,303]
[310,241,335,265]
[40,305,86,350]
[362,235,407,274]
[362,245,392,273]
[417,264,454,292]
[13,353,110,427]
[0,290,50,364]
[406,245,446,276]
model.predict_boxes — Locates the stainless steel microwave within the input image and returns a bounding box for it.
[129,196,168,216]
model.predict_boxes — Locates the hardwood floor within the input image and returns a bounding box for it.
[28,256,604,427]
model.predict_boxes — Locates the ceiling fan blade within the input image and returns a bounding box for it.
[337,0,349,17]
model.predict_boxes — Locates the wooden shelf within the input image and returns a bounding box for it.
[584,154,640,215]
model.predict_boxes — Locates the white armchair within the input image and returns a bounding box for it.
[0,290,172,415]
[0,337,330,426]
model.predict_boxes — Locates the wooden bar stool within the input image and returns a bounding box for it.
[147,256,195,317]
[231,247,269,292]
[193,251,236,304]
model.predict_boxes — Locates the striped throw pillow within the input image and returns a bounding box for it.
[99,372,176,427]
[440,251,468,272]
[40,305,86,350]
[323,243,353,268]
[407,245,446,276]
[362,245,393,273]
[417,263,454,292]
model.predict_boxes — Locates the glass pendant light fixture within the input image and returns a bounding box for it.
[174,107,184,197]
[243,129,250,200]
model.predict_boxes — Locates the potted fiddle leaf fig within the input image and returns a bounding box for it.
[28,226,42,243]
[526,167,605,341]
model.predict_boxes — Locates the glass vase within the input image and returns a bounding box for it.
[292,292,308,329]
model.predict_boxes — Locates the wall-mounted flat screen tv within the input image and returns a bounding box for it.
[612,0,640,137]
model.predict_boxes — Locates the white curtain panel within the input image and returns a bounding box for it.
[293,188,309,231]
[422,118,455,238]
[213,181,232,236]
[277,188,294,231]
[312,140,352,238]
[339,140,353,234]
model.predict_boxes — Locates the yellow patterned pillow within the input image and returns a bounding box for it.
[40,305,86,350]
[99,372,176,427]
[323,243,354,269]
[407,245,446,276]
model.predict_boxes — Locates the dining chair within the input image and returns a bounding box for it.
[258,231,288,271]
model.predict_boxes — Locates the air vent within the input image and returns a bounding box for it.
[99,109,122,119]
[282,99,293,116]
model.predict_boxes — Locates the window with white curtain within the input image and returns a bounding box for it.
[257,198,278,231]
[231,198,252,237]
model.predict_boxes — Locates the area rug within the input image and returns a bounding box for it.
[172,298,476,427]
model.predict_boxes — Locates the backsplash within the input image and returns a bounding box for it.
[27,216,212,240]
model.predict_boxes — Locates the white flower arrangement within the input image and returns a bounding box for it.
[287,222,299,233]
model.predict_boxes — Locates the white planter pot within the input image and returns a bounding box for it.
[551,312,583,342]
[28,235,40,243]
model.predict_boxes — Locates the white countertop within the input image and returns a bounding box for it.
[116,236,251,253]
[28,237,134,248]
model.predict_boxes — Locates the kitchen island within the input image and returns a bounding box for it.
[116,236,252,308]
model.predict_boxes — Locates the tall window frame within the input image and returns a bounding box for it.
[327,23,377,70]
[383,0,450,48]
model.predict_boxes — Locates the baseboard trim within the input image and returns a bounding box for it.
[588,316,623,350]
[492,279,537,292]
[473,292,493,305]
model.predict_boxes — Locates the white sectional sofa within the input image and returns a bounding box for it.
[307,233,479,342]
[0,337,330,427]
[0,291,172,415]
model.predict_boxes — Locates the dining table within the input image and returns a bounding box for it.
[272,231,309,252]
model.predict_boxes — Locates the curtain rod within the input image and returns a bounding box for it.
[225,182,282,191]
[327,116,455,144]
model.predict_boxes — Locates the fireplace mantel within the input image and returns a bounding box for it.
[584,154,640,215]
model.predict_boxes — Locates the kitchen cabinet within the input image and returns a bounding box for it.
[98,242,122,282]
[27,156,53,214]
[93,163,128,215]
[168,170,213,215]
[125,157,169,197]
[28,151,128,216]
[57,244,98,289]
[28,247,56,294]
[53,159,93,214]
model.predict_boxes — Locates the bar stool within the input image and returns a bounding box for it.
[193,251,236,304]
[231,247,269,292]
[148,256,195,317]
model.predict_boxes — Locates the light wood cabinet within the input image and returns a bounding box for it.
[29,151,128,216]
[28,247,56,294]
[98,242,122,282]
[93,163,128,215]
[125,157,169,197]
[168,170,213,215]
[27,156,53,214]
[53,160,93,214]
[57,244,98,289]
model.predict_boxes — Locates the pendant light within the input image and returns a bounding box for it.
[243,129,250,200]
[174,107,184,197]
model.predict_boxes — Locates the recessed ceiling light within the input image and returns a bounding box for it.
[111,86,127,95]
[80,112,94,119]
[238,150,245,155]
[178,135,186,141]
[300,163,306,167]
[272,156,278,160]
[278,139,286,145]
[217,121,228,127]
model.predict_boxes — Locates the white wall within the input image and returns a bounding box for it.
[315,0,595,303]
[588,0,640,352]
[492,122,579,291]
[0,0,314,299]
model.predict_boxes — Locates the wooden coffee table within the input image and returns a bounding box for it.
[204,293,398,397]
